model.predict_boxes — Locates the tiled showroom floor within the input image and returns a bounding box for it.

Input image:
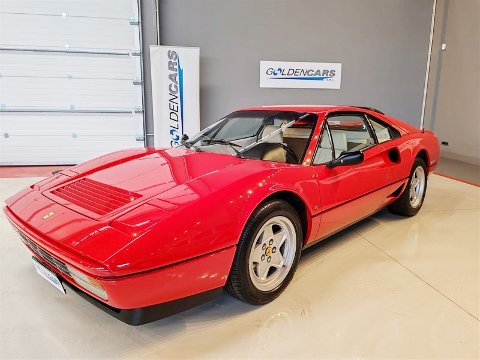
[0,174,478,359]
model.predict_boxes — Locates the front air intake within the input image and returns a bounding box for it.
[16,229,71,277]
[51,178,141,216]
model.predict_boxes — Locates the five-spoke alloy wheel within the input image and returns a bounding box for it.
[248,216,296,292]
[409,166,426,208]
[389,157,428,216]
[226,200,302,304]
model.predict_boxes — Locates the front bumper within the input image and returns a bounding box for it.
[63,274,223,325]
[5,207,236,324]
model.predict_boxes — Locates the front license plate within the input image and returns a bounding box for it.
[32,257,66,294]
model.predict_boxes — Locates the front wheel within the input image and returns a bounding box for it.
[388,158,428,216]
[225,200,302,305]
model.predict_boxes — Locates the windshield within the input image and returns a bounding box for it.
[184,110,317,164]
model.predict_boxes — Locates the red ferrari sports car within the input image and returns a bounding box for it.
[4,105,439,325]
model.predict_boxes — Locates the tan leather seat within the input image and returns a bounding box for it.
[314,131,348,164]
[331,131,348,158]
[314,133,334,164]
[260,126,286,163]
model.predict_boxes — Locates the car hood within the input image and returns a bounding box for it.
[42,147,245,220]
[5,148,253,273]
[86,147,244,197]
[5,147,301,275]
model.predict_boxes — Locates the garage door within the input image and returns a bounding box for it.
[0,0,144,165]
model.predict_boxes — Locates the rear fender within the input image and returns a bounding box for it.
[415,131,440,172]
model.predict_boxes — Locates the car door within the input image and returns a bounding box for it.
[310,112,393,241]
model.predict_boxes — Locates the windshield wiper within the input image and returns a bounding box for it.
[203,138,244,158]
[183,141,203,152]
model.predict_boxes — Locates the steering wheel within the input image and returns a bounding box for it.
[278,143,299,164]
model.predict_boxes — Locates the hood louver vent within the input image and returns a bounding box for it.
[51,178,141,216]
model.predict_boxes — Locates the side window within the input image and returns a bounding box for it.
[313,126,333,164]
[327,114,374,157]
[367,115,401,142]
[367,116,392,143]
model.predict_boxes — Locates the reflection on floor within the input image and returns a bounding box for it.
[435,157,480,186]
[0,175,478,359]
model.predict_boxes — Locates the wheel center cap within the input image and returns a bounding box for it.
[265,246,272,256]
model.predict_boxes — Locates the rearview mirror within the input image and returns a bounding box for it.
[327,151,364,168]
[180,133,189,145]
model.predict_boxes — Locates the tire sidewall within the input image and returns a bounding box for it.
[407,158,428,214]
[236,200,303,304]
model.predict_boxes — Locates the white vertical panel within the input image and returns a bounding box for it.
[151,46,200,148]
[0,0,144,165]
[0,113,144,165]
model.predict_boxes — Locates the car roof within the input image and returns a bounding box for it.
[239,104,384,114]
[237,105,419,136]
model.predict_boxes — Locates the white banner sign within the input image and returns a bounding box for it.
[260,61,342,89]
[151,46,200,147]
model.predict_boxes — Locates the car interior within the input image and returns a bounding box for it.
[192,112,316,164]
[241,122,314,164]
[313,113,401,165]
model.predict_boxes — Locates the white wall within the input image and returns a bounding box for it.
[429,0,480,165]
[159,0,434,129]
[0,0,145,165]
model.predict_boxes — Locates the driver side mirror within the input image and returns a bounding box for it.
[327,151,364,168]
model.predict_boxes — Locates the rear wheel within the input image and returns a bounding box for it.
[388,158,427,216]
[226,200,302,305]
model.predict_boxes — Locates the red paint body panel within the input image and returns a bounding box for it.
[10,215,235,308]
[100,247,236,309]
[4,105,440,313]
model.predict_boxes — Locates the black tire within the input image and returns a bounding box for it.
[225,199,303,305]
[388,157,428,216]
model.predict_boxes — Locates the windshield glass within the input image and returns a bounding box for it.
[184,110,317,164]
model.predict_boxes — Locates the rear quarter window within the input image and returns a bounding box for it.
[367,115,401,142]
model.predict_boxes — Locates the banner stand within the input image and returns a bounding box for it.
[150,46,200,148]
